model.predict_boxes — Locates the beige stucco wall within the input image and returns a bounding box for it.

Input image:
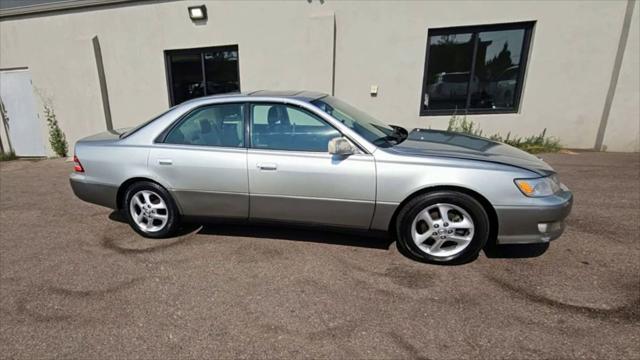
[0,0,638,154]
[330,0,636,150]
[0,1,337,155]
[603,0,639,152]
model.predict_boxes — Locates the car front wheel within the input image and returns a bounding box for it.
[396,191,490,264]
[124,181,180,238]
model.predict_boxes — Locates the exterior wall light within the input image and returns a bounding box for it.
[188,5,207,21]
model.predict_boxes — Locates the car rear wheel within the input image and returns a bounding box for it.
[124,181,180,238]
[396,191,490,264]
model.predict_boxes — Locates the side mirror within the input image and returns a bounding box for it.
[328,137,356,156]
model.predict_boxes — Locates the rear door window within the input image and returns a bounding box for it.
[165,103,244,148]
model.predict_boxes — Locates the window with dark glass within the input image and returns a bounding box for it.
[165,103,244,148]
[165,45,240,105]
[420,22,534,115]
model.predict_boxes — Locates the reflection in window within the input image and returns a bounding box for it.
[424,33,474,111]
[168,53,204,105]
[472,29,525,109]
[204,50,240,96]
[165,46,240,105]
[421,22,533,115]
[408,129,498,152]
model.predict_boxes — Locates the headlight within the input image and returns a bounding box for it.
[514,175,561,197]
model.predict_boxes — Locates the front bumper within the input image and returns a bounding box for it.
[69,174,118,209]
[495,188,573,244]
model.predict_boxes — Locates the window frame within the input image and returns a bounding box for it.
[247,102,344,153]
[155,102,247,149]
[419,21,535,116]
[164,44,241,106]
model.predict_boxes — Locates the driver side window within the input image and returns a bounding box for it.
[250,104,340,152]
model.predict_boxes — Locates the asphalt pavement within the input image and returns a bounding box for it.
[0,151,638,359]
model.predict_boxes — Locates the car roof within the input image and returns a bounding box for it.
[182,90,328,104]
[247,90,328,102]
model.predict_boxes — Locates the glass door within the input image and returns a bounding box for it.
[165,45,240,105]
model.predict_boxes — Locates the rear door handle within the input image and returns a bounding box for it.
[256,162,277,171]
[158,159,173,165]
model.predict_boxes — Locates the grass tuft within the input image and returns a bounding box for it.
[0,151,17,161]
[447,115,562,154]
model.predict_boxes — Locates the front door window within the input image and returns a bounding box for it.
[250,104,340,152]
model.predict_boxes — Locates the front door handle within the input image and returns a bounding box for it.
[158,159,173,165]
[256,162,277,171]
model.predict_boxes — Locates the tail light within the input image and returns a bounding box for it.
[73,155,85,172]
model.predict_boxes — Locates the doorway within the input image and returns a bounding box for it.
[0,69,46,157]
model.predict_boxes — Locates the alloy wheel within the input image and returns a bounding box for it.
[410,203,475,258]
[129,190,169,233]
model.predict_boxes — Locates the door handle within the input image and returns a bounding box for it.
[256,162,277,171]
[158,159,173,165]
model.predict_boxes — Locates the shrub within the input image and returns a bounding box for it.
[447,115,561,154]
[0,151,17,161]
[44,104,68,158]
[447,114,484,137]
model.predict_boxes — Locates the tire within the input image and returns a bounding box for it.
[123,181,180,238]
[396,191,490,265]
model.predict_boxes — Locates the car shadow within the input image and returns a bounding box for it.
[108,211,550,257]
[483,242,550,258]
[198,223,394,250]
[108,211,393,250]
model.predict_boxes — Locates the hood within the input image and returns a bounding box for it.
[388,129,554,175]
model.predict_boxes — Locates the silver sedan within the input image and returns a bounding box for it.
[70,91,573,264]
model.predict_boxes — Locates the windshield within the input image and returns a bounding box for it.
[311,96,402,146]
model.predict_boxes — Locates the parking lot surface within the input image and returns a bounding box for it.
[0,151,638,359]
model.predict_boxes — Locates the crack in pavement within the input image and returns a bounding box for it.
[7,277,147,324]
[485,274,640,323]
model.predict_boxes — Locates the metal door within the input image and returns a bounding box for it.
[0,69,46,156]
[149,145,249,219]
[246,102,376,228]
[248,149,376,228]
[148,102,249,219]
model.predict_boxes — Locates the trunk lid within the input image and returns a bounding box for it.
[76,129,128,144]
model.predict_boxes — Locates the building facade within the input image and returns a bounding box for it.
[0,0,638,156]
